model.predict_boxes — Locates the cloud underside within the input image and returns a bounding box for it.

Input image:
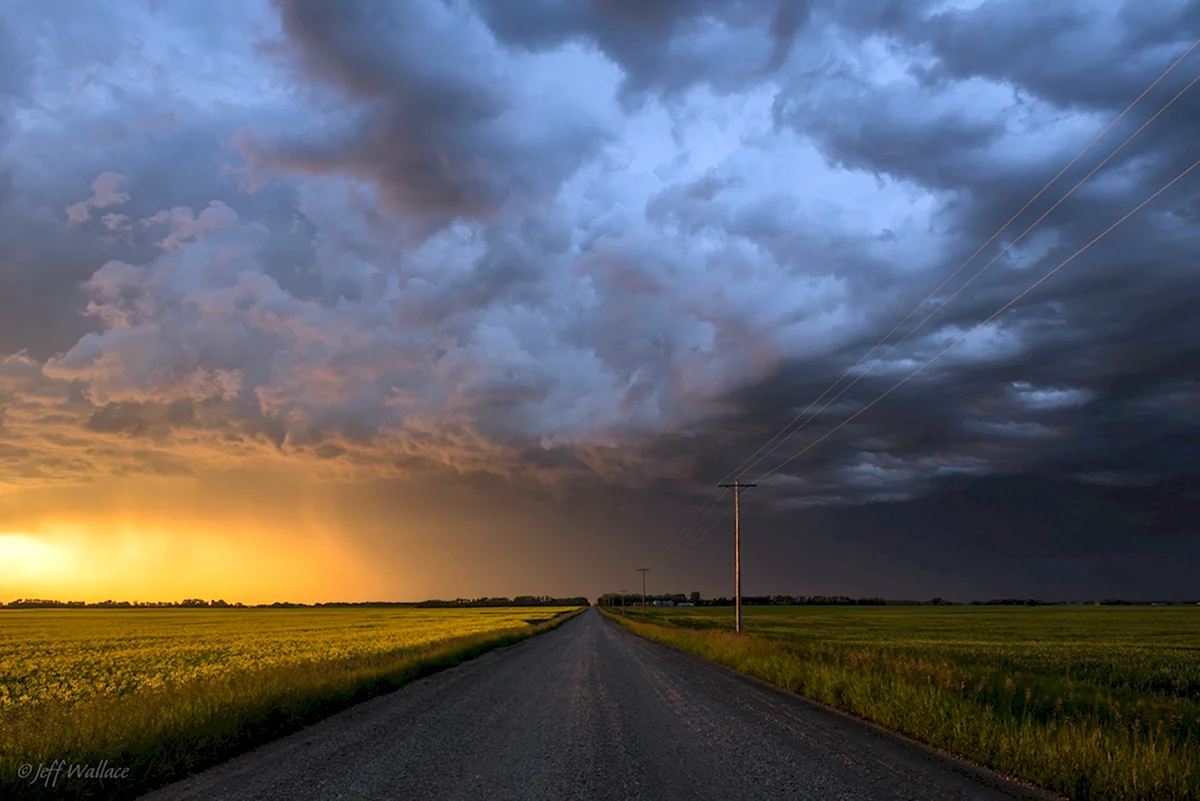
[0,0,1197,512]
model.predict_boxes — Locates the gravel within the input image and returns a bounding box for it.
[142,607,1056,801]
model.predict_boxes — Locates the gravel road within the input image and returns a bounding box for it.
[143,607,1055,801]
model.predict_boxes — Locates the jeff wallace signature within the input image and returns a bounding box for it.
[18,759,131,789]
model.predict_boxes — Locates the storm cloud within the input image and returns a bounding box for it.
[1,0,1198,599]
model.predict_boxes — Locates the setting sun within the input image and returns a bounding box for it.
[0,533,76,582]
[1,2,1199,797]
[0,520,382,605]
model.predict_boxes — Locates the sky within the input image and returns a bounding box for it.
[1,0,1198,604]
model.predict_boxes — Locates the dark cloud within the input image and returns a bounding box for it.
[240,0,614,236]
[0,0,1197,599]
[764,1,811,74]
[474,0,808,105]
[0,17,30,106]
[84,399,195,439]
[709,2,1200,513]
[918,1,1200,111]
[746,474,1200,600]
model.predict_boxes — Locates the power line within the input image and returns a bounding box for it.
[644,486,726,567]
[754,155,1200,484]
[644,38,1199,570]
[734,69,1200,485]
[649,495,732,568]
[726,45,1200,483]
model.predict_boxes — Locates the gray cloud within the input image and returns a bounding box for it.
[0,0,1198,597]
[647,1,1195,513]
[475,0,809,106]
[239,0,616,238]
[918,1,1200,112]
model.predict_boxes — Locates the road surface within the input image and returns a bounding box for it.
[144,608,1054,801]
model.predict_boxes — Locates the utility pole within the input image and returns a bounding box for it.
[619,590,627,615]
[637,568,650,616]
[719,479,756,633]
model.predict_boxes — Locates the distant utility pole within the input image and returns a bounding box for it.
[637,568,650,615]
[619,590,627,615]
[719,479,756,633]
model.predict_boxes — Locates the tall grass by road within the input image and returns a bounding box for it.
[604,605,1200,801]
[1,606,584,800]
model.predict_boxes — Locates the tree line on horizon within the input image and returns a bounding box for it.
[596,592,1200,607]
[1,595,592,609]
[597,592,889,607]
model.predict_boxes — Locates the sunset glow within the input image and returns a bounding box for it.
[3,6,1199,800]
[0,519,380,605]
[0,0,1197,604]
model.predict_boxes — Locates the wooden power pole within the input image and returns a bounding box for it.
[637,568,650,615]
[719,479,756,633]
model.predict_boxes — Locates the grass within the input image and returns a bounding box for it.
[0,606,584,800]
[603,605,1200,801]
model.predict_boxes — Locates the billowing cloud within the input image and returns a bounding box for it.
[65,172,130,225]
[237,0,618,240]
[1,0,1198,598]
[474,0,812,105]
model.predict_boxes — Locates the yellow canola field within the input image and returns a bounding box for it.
[0,607,573,714]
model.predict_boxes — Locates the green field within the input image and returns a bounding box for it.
[606,605,1200,801]
[0,606,581,799]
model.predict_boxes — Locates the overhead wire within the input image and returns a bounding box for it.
[736,68,1200,481]
[643,38,1200,570]
[754,155,1200,483]
[652,501,732,568]
[724,43,1200,482]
